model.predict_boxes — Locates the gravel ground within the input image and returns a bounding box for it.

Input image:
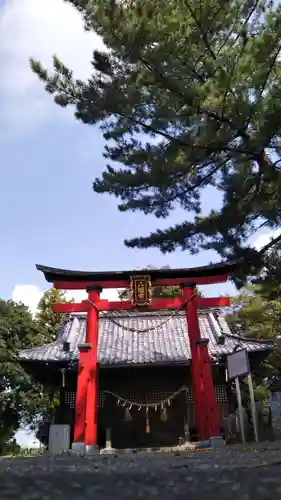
[1,450,281,499]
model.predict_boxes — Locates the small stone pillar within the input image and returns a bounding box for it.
[105,428,112,449]
[100,428,117,455]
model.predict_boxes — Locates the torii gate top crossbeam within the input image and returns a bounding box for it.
[36,260,239,289]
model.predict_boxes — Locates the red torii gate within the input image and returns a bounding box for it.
[36,262,236,451]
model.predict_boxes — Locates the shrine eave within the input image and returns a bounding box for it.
[36,259,241,287]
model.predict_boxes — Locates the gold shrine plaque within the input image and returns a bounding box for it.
[130,275,152,306]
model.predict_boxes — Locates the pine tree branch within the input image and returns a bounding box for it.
[233,0,262,44]
[259,43,281,98]
[139,50,246,139]
[51,79,252,156]
[107,24,251,142]
[190,5,223,76]
[259,232,281,256]
[183,1,217,61]
[173,54,206,83]
[126,160,227,212]
[216,2,245,55]
[272,158,281,171]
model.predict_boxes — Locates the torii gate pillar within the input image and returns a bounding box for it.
[182,284,220,441]
[72,287,101,453]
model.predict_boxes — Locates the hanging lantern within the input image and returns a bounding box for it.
[160,407,168,422]
[124,407,132,422]
[145,407,150,433]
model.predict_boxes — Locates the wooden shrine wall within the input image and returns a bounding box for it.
[59,365,230,447]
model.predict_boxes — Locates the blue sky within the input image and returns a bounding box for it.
[0,0,276,446]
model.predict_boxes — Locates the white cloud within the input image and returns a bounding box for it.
[0,0,105,131]
[12,285,43,316]
[11,284,122,316]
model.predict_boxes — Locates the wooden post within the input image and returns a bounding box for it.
[248,373,259,443]
[84,287,101,453]
[235,377,246,443]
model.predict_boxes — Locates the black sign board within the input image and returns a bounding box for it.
[130,275,151,306]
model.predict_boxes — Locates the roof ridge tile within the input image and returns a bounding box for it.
[18,310,273,365]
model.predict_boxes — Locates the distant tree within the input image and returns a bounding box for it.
[226,285,281,381]
[35,288,73,343]
[30,0,281,285]
[0,290,73,452]
[0,299,41,453]
[31,289,74,444]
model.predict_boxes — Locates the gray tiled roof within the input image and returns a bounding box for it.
[18,311,273,366]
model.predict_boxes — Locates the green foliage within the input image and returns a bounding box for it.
[0,299,40,452]
[30,0,281,278]
[35,288,73,343]
[0,290,72,452]
[227,285,281,338]
[0,438,21,456]
[226,285,281,379]
[252,241,281,299]
[32,289,73,443]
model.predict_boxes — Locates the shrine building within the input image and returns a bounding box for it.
[18,261,273,452]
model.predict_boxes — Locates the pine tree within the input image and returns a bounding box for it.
[252,242,281,299]
[30,0,281,277]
